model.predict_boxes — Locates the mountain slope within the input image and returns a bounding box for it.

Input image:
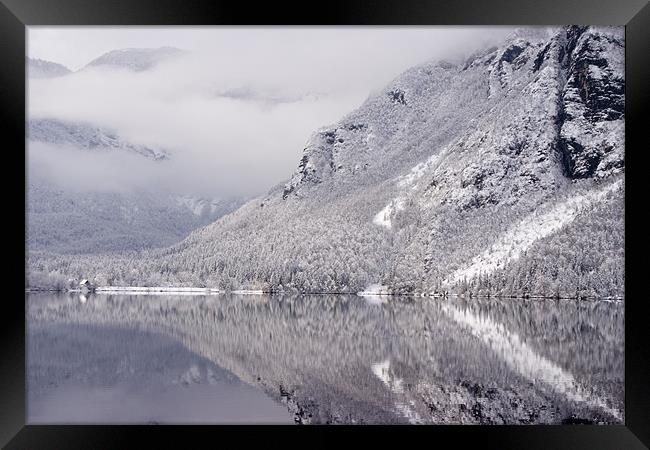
[26,180,242,255]
[27,26,625,297]
[83,47,186,71]
[27,58,72,78]
[29,118,169,160]
[27,118,243,256]
[26,47,247,259]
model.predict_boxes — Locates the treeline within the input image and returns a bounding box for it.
[458,189,624,299]
[27,180,624,299]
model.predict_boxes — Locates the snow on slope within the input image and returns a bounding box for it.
[443,179,622,285]
[373,201,402,229]
[172,195,243,218]
[26,27,625,296]
[373,150,447,229]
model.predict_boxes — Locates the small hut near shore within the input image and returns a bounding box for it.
[79,279,93,293]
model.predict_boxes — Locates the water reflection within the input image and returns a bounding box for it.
[27,292,624,424]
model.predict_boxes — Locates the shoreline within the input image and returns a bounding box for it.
[24,287,624,302]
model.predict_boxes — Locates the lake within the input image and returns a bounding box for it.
[26,292,624,424]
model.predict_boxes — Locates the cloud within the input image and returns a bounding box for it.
[27,27,517,198]
[28,141,171,194]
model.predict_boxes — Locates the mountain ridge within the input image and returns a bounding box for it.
[28,118,170,161]
[83,46,187,72]
[27,26,625,298]
[27,57,72,78]
[27,47,187,78]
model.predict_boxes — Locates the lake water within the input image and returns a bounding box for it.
[27,292,624,424]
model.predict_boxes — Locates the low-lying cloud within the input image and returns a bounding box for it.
[28,27,517,198]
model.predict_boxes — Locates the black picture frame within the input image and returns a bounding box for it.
[3,0,648,448]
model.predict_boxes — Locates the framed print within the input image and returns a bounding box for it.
[2,0,649,448]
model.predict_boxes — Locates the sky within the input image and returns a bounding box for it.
[27,26,516,198]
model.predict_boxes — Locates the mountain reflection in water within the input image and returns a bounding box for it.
[27,292,623,424]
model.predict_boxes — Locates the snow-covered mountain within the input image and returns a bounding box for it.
[29,118,169,160]
[27,58,72,78]
[28,47,185,78]
[172,195,246,219]
[215,86,323,105]
[26,118,243,255]
[28,27,625,298]
[26,45,248,256]
[27,182,219,254]
[83,47,186,71]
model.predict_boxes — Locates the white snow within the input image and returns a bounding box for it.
[440,302,622,421]
[444,180,622,285]
[358,283,390,304]
[373,203,396,229]
[373,151,444,229]
[172,195,235,217]
[29,118,169,161]
[396,158,434,189]
[357,283,390,296]
[94,286,220,295]
[175,196,207,216]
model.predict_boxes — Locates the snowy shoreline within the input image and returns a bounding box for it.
[95,286,222,293]
[24,287,623,302]
[96,286,265,295]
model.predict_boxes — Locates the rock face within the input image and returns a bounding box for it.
[28,27,625,297]
[558,26,625,179]
[283,26,623,209]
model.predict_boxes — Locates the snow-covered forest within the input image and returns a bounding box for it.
[26,26,625,298]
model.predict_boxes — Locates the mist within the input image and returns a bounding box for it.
[28,141,175,195]
[28,26,517,198]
